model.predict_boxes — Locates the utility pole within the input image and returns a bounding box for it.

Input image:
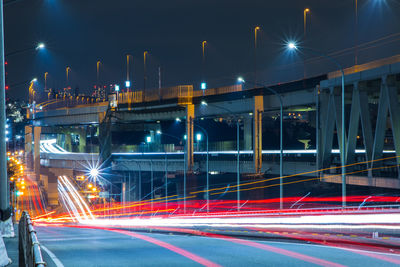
[0,0,14,236]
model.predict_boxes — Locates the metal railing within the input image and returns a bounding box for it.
[19,211,46,267]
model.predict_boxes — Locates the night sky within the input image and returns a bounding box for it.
[4,0,400,100]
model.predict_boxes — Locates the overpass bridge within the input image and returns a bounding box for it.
[26,55,400,207]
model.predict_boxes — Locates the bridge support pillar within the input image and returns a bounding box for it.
[24,126,33,170]
[34,126,42,181]
[99,112,112,164]
[77,128,87,153]
[253,96,264,173]
[186,104,195,171]
[244,117,252,151]
[64,132,72,152]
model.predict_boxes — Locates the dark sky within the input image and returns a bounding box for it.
[4,0,400,100]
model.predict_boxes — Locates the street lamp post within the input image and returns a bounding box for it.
[202,40,207,92]
[238,78,284,209]
[66,66,71,87]
[254,26,261,85]
[144,51,148,92]
[287,42,346,208]
[97,60,101,89]
[44,72,48,92]
[193,122,209,213]
[303,8,310,37]
[0,0,13,236]
[5,42,45,57]
[156,131,187,213]
[201,101,241,211]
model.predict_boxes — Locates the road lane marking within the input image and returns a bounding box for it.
[256,229,400,265]
[131,226,345,267]
[41,245,64,267]
[107,228,222,267]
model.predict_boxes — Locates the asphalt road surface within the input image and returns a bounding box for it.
[35,226,400,267]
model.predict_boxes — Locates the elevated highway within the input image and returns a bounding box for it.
[26,55,400,207]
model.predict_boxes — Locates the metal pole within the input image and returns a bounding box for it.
[0,0,11,227]
[183,140,187,213]
[236,120,240,211]
[164,153,167,211]
[316,86,319,179]
[341,71,346,208]
[279,99,283,210]
[206,134,209,213]
[150,160,153,211]
[139,170,142,201]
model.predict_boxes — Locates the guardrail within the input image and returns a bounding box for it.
[19,211,46,267]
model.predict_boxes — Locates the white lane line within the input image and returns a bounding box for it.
[41,245,64,267]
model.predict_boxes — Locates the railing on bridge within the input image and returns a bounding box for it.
[117,85,194,105]
[117,84,242,105]
[19,211,46,267]
[34,84,243,112]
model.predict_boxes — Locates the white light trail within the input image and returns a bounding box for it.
[58,176,95,222]
[80,212,400,230]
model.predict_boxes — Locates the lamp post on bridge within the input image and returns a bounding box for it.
[5,42,45,57]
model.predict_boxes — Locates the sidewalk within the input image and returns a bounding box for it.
[3,225,18,267]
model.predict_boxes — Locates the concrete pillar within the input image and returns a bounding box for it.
[253,96,264,173]
[34,126,42,181]
[24,126,33,169]
[99,113,112,163]
[78,128,87,153]
[56,133,63,148]
[65,133,72,152]
[186,104,195,171]
[244,117,252,151]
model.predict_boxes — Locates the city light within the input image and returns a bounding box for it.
[201,82,207,90]
[36,42,45,50]
[125,80,131,88]
[115,84,120,92]
[146,136,152,143]
[156,130,162,135]
[287,42,297,50]
[31,78,38,83]
[237,77,245,83]
[175,118,181,122]
[196,133,202,141]
[201,100,207,106]
[89,168,99,179]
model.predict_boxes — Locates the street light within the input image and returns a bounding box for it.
[238,77,284,210]
[144,51,148,91]
[5,42,46,57]
[155,131,186,212]
[66,66,71,86]
[202,40,207,92]
[36,42,45,50]
[193,122,209,212]
[146,136,152,143]
[287,42,347,208]
[303,8,310,37]
[201,100,242,211]
[196,133,202,142]
[254,26,261,85]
